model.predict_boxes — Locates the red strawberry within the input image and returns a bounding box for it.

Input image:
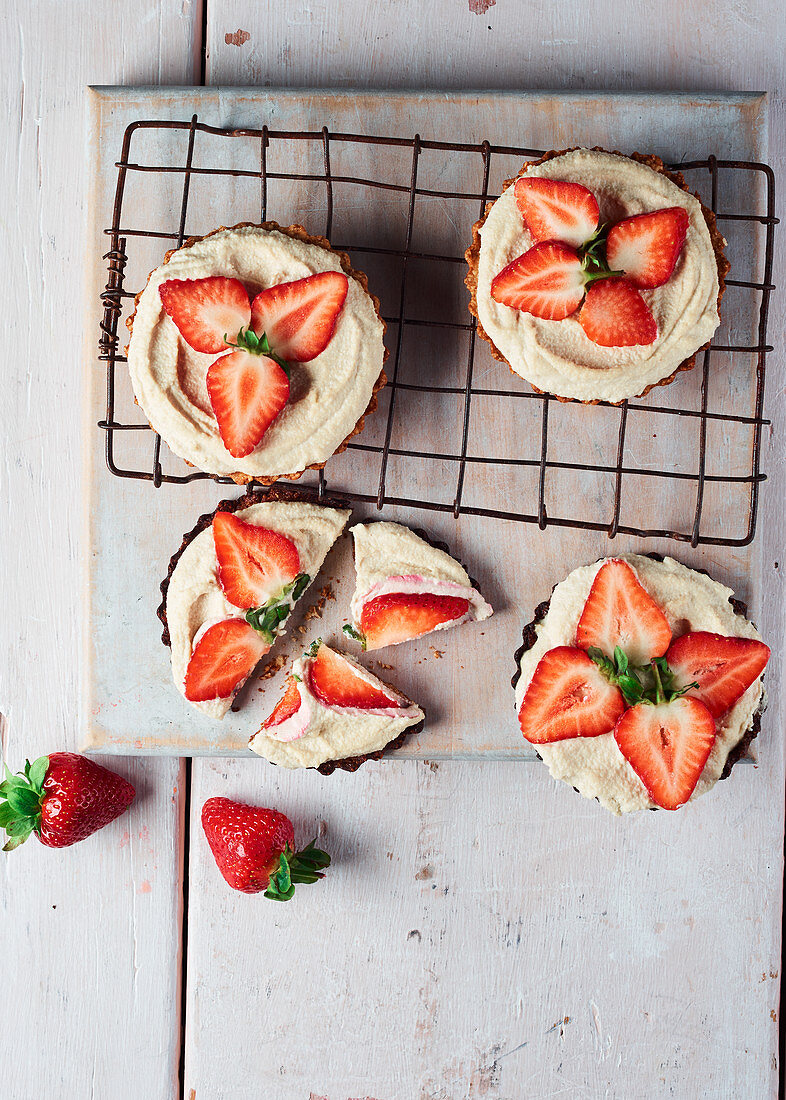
[0,753,135,850]
[159,276,251,354]
[201,797,330,897]
[518,646,626,744]
[576,559,672,665]
[261,675,302,728]
[578,278,657,347]
[213,511,300,610]
[490,242,586,321]
[613,696,716,810]
[184,619,270,702]
[514,177,600,248]
[206,349,289,458]
[308,643,400,709]
[250,271,348,362]
[358,592,470,651]
[606,207,689,290]
[666,631,770,719]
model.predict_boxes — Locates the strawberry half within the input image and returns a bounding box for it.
[308,643,400,710]
[213,511,300,610]
[159,276,251,354]
[184,619,270,703]
[206,349,289,458]
[358,592,470,651]
[490,241,586,321]
[576,560,672,665]
[666,631,769,719]
[514,177,600,248]
[201,797,330,897]
[250,271,348,362]
[613,696,716,810]
[518,646,626,744]
[606,207,689,290]
[578,277,657,347]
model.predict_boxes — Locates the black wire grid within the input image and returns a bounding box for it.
[99,116,778,547]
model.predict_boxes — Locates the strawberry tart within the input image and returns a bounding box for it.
[513,555,769,813]
[158,490,351,718]
[466,148,728,403]
[344,521,492,650]
[127,222,387,481]
[250,640,425,773]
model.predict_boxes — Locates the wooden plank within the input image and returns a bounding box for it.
[0,2,202,1096]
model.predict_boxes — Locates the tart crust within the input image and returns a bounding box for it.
[465,148,730,405]
[126,221,389,483]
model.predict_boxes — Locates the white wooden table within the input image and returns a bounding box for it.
[1,3,784,1097]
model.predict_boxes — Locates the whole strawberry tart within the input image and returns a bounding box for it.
[251,640,425,772]
[159,490,351,719]
[466,148,728,403]
[513,555,769,814]
[127,222,387,481]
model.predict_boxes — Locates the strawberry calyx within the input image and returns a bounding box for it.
[577,224,625,287]
[264,839,331,901]
[0,756,49,851]
[244,572,310,643]
[342,623,367,650]
[588,646,699,709]
[223,327,291,376]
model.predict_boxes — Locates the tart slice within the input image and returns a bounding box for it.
[250,641,424,772]
[345,522,492,651]
[159,490,351,719]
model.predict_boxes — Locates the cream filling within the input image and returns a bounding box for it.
[476,150,721,403]
[249,648,423,769]
[127,227,385,476]
[514,555,764,815]
[349,521,493,627]
[165,501,350,719]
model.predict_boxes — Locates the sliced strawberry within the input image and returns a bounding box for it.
[250,271,348,362]
[576,560,672,665]
[514,177,600,248]
[213,512,300,610]
[159,276,251,354]
[614,696,716,810]
[518,646,625,744]
[261,675,302,728]
[359,592,470,651]
[308,644,399,710]
[606,207,689,290]
[666,631,769,719]
[206,349,289,458]
[578,277,657,347]
[184,619,270,702]
[490,242,585,321]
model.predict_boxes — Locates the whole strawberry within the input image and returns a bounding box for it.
[0,753,135,850]
[201,796,330,898]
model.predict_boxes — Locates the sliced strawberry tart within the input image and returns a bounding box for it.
[127,222,387,481]
[250,641,424,772]
[343,521,492,650]
[513,555,769,813]
[466,148,728,403]
[159,490,350,719]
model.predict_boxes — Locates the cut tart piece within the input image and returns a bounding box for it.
[250,641,424,772]
[126,222,387,483]
[513,554,769,814]
[466,147,728,403]
[159,489,351,720]
[345,521,492,651]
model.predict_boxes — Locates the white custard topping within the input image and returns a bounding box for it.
[476,150,721,402]
[349,521,493,629]
[165,500,350,719]
[249,647,423,769]
[514,555,764,815]
[127,227,385,477]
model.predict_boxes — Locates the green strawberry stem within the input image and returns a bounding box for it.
[245,573,311,643]
[0,756,49,851]
[589,648,699,708]
[264,840,331,902]
[223,327,290,376]
[578,223,625,287]
[342,623,367,650]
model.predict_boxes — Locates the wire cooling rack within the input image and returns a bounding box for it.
[98,116,777,547]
